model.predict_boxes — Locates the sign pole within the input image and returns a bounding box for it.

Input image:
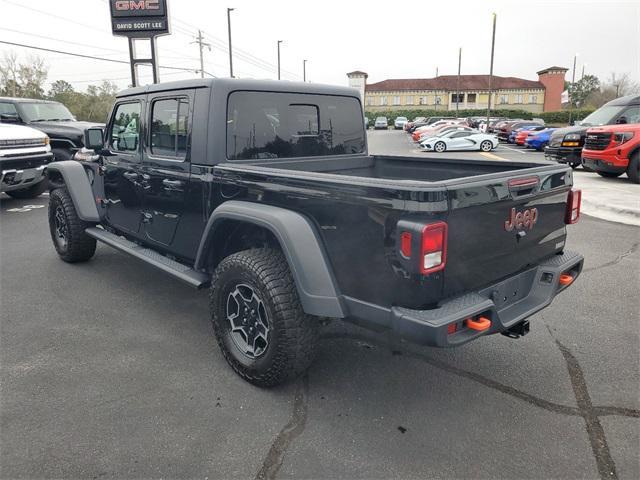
[110,0,170,86]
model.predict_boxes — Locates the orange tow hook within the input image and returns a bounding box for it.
[559,273,574,286]
[466,316,491,332]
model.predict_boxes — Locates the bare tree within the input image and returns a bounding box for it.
[0,52,21,97]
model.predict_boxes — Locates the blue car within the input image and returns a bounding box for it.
[508,125,545,144]
[525,128,556,151]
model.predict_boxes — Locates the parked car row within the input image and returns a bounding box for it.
[403,117,498,152]
[546,94,640,183]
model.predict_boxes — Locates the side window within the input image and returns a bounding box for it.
[150,98,190,158]
[0,102,19,120]
[109,102,141,153]
[621,106,640,124]
[452,131,470,138]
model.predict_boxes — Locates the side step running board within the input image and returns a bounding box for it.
[85,227,210,289]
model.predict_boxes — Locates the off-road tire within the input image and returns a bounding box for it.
[48,188,96,263]
[210,248,319,387]
[627,151,639,184]
[596,171,623,178]
[5,179,47,199]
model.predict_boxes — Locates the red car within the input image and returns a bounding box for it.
[515,126,545,146]
[581,123,640,183]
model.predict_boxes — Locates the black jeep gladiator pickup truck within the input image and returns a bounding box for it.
[46,79,583,387]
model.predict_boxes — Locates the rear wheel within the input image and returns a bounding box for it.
[210,248,319,387]
[597,171,623,178]
[48,188,96,262]
[480,140,493,152]
[627,152,639,184]
[434,141,446,153]
[5,180,47,199]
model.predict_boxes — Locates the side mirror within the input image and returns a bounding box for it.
[84,127,105,150]
[615,116,628,124]
[0,113,21,124]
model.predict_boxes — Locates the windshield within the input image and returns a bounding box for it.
[396,117,407,121]
[18,102,75,122]
[579,105,626,127]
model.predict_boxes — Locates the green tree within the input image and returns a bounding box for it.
[568,74,599,108]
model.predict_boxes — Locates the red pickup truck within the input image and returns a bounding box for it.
[582,124,640,183]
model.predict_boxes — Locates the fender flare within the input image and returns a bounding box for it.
[195,201,345,319]
[46,161,100,222]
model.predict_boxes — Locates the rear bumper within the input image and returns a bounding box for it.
[390,251,583,347]
[544,146,581,164]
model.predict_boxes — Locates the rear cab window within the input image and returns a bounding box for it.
[150,97,190,159]
[226,91,365,160]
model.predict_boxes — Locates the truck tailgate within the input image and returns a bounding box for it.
[442,169,572,297]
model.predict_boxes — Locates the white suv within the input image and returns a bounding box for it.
[0,124,52,199]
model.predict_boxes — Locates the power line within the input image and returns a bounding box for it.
[0,40,206,74]
[0,27,124,54]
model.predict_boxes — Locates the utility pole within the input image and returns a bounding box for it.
[581,63,585,81]
[486,12,497,130]
[192,30,211,79]
[435,66,438,77]
[277,40,283,80]
[227,8,234,78]
[568,53,577,125]
[456,47,462,113]
[303,59,307,82]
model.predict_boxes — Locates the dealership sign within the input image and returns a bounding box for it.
[109,0,170,37]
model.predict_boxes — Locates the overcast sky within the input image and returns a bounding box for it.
[1,0,639,92]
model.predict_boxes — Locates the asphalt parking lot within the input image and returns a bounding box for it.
[1,136,639,479]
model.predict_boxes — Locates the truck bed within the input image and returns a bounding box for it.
[225,154,556,184]
[213,154,572,308]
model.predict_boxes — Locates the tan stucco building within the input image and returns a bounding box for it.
[348,67,567,113]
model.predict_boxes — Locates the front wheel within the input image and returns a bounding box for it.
[434,141,446,153]
[480,140,493,152]
[597,171,623,178]
[210,248,319,387]
[48,188,97,263]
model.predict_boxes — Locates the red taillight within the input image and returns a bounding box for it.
[565,189,581,224]
[400,232,412,258]
[420,222,448,274]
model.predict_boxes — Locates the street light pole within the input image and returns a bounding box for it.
[227,8,234,78]
[581,63,585,81]
[303,59,307,82]
[456,47,462,113]
[277,40,283,80]
[486,12,497,130]
[568,53,577,125]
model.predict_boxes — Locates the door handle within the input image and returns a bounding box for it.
[123,171,139,180]
[162,179,184,188]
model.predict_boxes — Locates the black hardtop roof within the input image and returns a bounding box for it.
[0,96,62,104]
[116,78,361,99]
[606,94,640,106]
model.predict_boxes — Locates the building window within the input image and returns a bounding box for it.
[499,94,508,104]
[467,93,477,103]
[451,93,464,104]
[529,94,537,104]
[393,96,401,106]
[406,96,414,105]
[434,96,442,106]
[380,96,388,106]
[419,96,427,105]
[515,94,524,104]
[366,96,373,106]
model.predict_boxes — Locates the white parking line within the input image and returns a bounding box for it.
[499,145,531,154]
